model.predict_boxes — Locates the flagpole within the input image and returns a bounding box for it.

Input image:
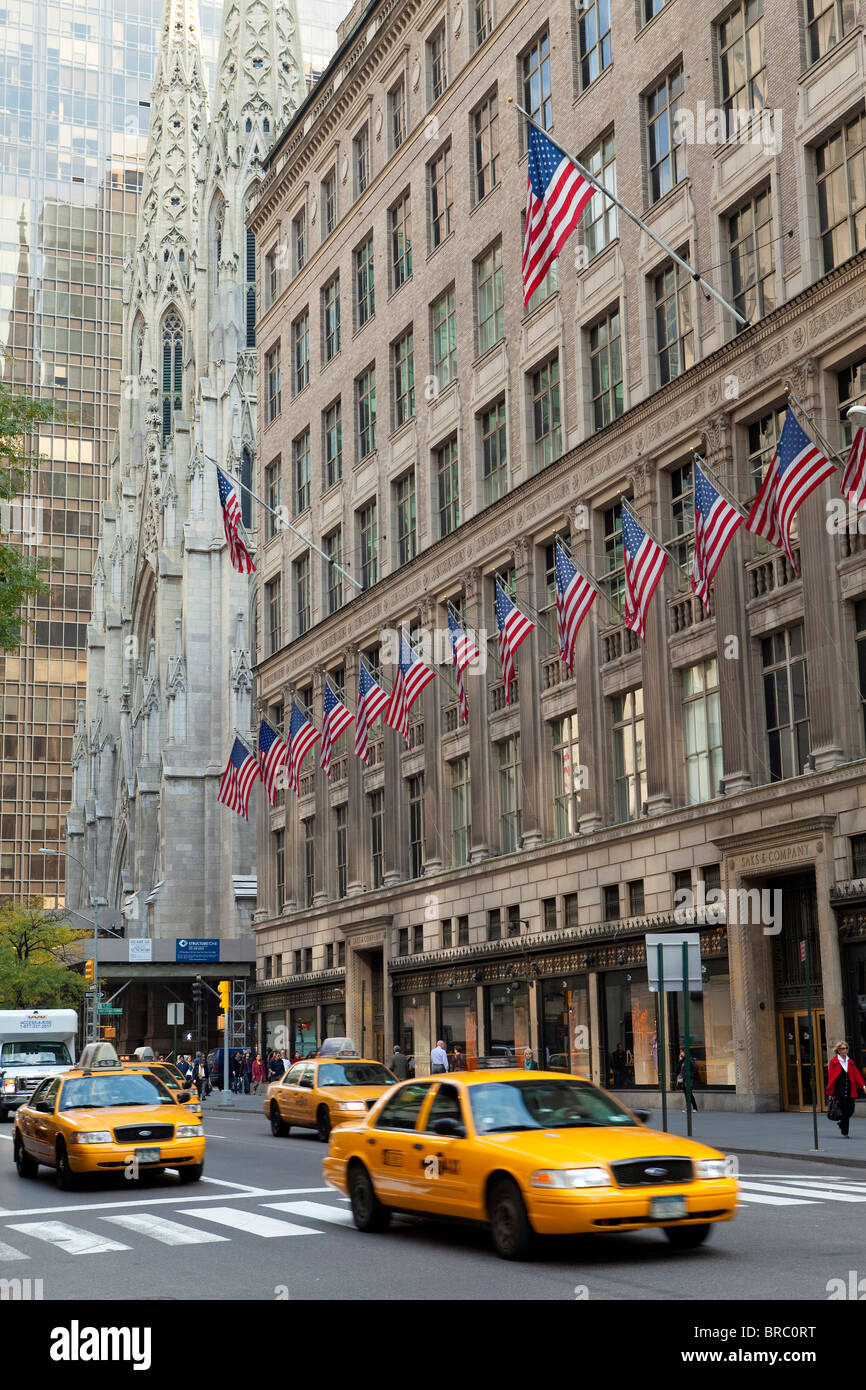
[508,98,750,329]
[692,453,750,520]
[784,388,846,472]
[621,497,691,579]
[554,533,623,627]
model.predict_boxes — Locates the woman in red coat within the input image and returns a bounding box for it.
[827,1042,866,1138]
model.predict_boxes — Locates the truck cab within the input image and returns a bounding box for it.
[0,1009,78,1120]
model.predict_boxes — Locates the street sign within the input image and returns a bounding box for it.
[176,938,220,963]
[645,932,702,992]
[129,938,152,963]
[167,1003,184,1025]
[98,1006,123,1015]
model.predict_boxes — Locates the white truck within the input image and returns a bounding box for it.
[0,1009,78,1121]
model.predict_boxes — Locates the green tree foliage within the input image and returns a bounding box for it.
[0,384,59,651]
[0,898,88,1009]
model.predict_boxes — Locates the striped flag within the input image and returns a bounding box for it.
[320,680,354,777]
[217,737,260,819]
[354,660,389,764]
[385,631,436,743]
[495,580,534,705]
[622,503,668,640]
[841,425,866,509]
[448,610,481,723]
[216,467,255,574]
[522,124,595,306]
[746,407,835,569]
[554,543,597,672]
[257,719,289,805]
[286,699,320,795]
[690,463,744,614]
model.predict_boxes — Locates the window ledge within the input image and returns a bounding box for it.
[472,336,507,372]
[353,313,375,340]
[470,181,502,216]
[426,228,455,263]
[644,176,691,223]
[573,60,614,106]
[387,274,414,305]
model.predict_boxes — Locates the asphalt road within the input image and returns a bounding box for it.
[0,1109,863,1301]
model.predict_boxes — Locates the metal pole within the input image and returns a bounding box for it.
[657,944,667,1134]
[507,98,750,328]
[91,891,99,1042]
[804,936,820,1152]
[223,994,230,1098]
[682,940,693,1138]
[361,978,366,1057]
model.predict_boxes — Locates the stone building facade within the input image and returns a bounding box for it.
[248,0,866,1109]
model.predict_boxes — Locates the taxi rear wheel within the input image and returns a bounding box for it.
[316,1107,331,1144]
[488,1178,534,1261]
[55,1142,77,1191]
[14,1134,38,1178]
[270,1104,289,1137]
[663,1222,712,1250]
[348,1162,390,1233]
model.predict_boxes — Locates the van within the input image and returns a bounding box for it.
[206,1047,247,1089]
[0,1009,78,1120]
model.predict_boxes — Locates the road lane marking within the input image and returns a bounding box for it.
[739,1180,866,1202]
[178,1207,322,1238]
[7,1221,130,1255]
[102,1213,229,1245]
[0,1241,28,1260]
[0,1186,333,1219]
[736,1192,816,1206]
[265,1201,355,1227]
[199,1177,269,1192]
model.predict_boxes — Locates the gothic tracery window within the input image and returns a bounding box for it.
[161,310,184,441]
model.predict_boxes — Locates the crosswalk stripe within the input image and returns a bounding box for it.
[102,1214,229,1246]
[739,1181,866,1203]
[755,1179,866,1193]
[0,1241,29,1261]
[265,1201,355,1227]
[736,1192,816,1206]
[6,1221,130,1255]
[177,1207,322,1238]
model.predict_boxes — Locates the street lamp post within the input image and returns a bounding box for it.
[40,844,100,1041]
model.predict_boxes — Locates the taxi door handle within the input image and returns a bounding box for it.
[413,1143,423,1150]
[366,1137,376,1146]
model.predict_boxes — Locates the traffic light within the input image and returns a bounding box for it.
[84,958,94,985]
[217,980,231,1012]
[192,978,203,1005]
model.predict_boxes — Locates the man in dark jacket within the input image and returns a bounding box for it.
[387,1045,410,1080]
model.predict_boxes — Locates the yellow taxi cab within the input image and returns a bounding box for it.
[322,1069,738,1260]
[11,1042,206,1189]
[117,1058,203,1121]
[265,1037,397,1143]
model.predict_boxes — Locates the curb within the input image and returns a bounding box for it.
[725,1146,866,1170]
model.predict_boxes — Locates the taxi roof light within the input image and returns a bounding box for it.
[77,1042,123,1073]
[318,1037,360,1058]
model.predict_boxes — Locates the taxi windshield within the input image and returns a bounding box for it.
[58,1072,176,1111]
[469,1079,639,1135]
[317,1063,396,1087]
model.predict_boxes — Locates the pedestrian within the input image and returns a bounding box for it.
[430,1039,449,1074]
[279,1049,290,1073]
[191,1052,206,1100]
[451,1046,465,1072]
[252,1052,266,1093]
[387,1045,410,1080]
[676,1047,698,1111]
[827,1041,865,1139]
[522,1047,539,1071]
[242,1050,252,1094]
[267,1050,281,1082]
[230,1051,243,1094]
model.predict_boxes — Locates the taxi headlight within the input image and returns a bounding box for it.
[695,1158,733,1180]
[335,1102,367,1112]
[175,1124,204,1137]
[70,1131,113,1144]
[530,1167,611,1189]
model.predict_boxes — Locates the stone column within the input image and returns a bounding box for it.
[514,537,544,848]
[634,462,674,815]
[726,870,779,1110]
[420,596,443,872]
[311,666,328,905]
[573,514,606,832]
[464,568,491,860]
[588,971,602,1086]
[283,682,298,909]
[345,646,365,895]
[814,844,845,1048]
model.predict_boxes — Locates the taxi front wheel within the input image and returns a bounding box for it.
[348,1163,391,1233]
[663,1222,712,1250]
[316,1107,331,1143]
[177,1163,203,1184]
[488,1178,535,1261]
[55,1143,77,1191]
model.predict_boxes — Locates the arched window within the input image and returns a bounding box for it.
[245,227,256,348]
[133,316,145,375]
[211,196,225,287]
[161,311,183,441]
[240,446,253,528]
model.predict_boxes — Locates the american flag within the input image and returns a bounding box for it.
[690,463,743,614]
[286,699,320,795]
[216,467,255,574]
[554,543,597,672]
[385,631,436,743]
[320,680,354,777]
[746,407,836,569]
[448,610,481,723]
[257,719,289,805]
[495,580,535,705]
[841,424,866,509]
[622,503,668,640]
[522,124,595,306]
[354,660,389,763]
[217,737,260,819]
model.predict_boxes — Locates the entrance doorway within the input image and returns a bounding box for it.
[778,1009,826,1111]
[356,946,385,1061]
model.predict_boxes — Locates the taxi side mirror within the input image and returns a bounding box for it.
[430,1117,466,1138]
[177,1091,192,1103]
[632,1109,651,1124]
[299,1078,313,1089]
[34,1101,52,1113]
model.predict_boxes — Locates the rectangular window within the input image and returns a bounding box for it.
[670,460,694,573]
[522,30,552,143]
[335,804,347,899]
[551,713,580,837]
[627,880,644,916]
[729,188,774,327]
[506,905,521,938]
[409,774,425,878]
[647,66,685,205]
[393,330,415,428]
[322,275,341,362]
[807,0,852,66]
[370,789,384,888]
[589,310,623,429]
[719,0,766,118]
[564,894,578,930]
[265,246,279,308]
[303,819,314,907]
[815,113,866,276]
[413,923,424,954]
[530,357,561,467]
[390,193,413,290]
[612,688,646,821]
[838,356,866,449]
[475,0,494,47]
[542,898,557,932]
[603,884,620,921]
[398,927,409,956]
[292,209,306,274]
[431,287,457,389]
[654,255,694,385]
[581,131,617,260]
[323,400,342,489]
[642,0,667,20]
[577,0,611,91]
[441,919,452,948]
[747,405,786,493]
[390,77,406,152]
[292,310,310,394]
[682,658,722,803]
[851,829,866,878]
[266,575,282,656]
[522,211,559,310]
[488,909,501,941]
[266,344,281,422]
[436,436,459,538]
[539,541,559,656]
[429,143,453,249]
[326,944,334,969]
[325,528,343,614]
[295,553,310,636]
[450,755,471,866]
[762,625,810,781]
[293,429,311,515]
[395,471,417,565]
[481,399,507,505]
[265,458,281,540]
[457,915,469,945]
[429,25,447,101]
[322,168,337,239]
[358,501,378,589]
[355,234,375,327]
[473,93,499,203]
[499,734,522,852]
[353,124,370,198]
[476,241,504,354]
[356,366,377,459]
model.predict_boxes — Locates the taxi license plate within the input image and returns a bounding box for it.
[650,1195,688,1219]
[135,1147,161,1164]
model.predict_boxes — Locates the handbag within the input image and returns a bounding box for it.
[827,1095,841,1122]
